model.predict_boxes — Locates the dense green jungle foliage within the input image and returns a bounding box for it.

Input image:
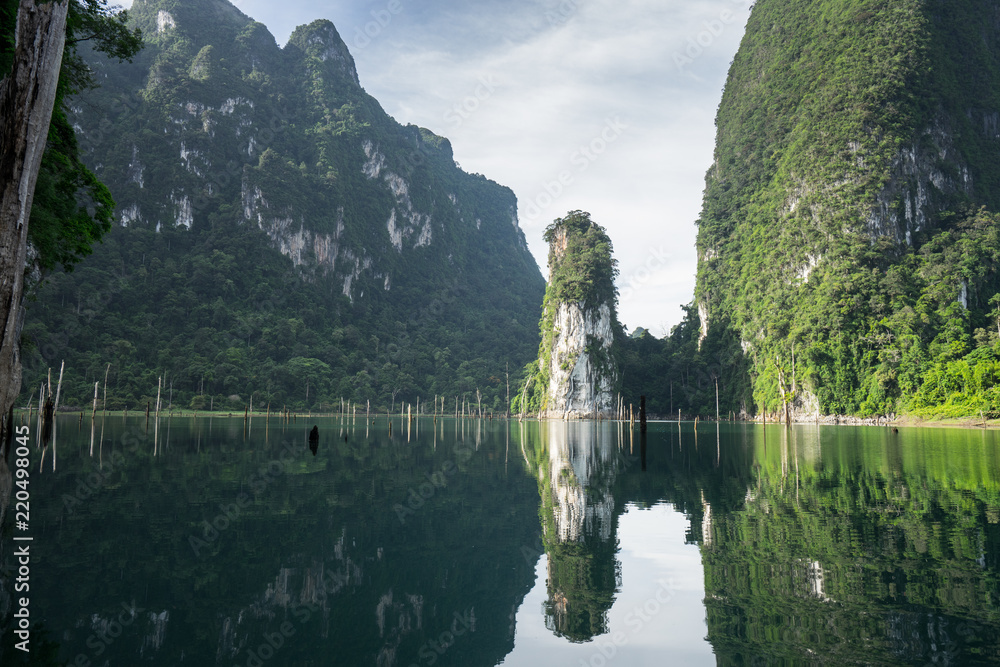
[17,0,544,413]
[1,0,142,275]
[690,0,1000,418]
[619,207,1000,419]
[541,210,618,312]
[616,306,753,419]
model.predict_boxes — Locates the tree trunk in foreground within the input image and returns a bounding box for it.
[0,0,68,430]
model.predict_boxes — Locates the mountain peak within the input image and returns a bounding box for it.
[131,0,256,44]
[286,20,359,87]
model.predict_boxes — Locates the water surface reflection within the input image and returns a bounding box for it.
[1,417,999,666]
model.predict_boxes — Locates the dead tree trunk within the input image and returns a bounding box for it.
[775,357,791,426]
[505,363,510,419]
[0,0,70,420]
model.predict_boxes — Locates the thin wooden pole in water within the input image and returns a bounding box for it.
[102,363,109,417]
[39,374,53,451]
[90,383,98,456]
[54,361,64,413]
[36,383,43,448]
[519,377,530,421]
[715,378,719,422]
[506,364,510,419]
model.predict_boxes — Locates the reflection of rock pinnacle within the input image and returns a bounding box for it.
[539,422,622,642]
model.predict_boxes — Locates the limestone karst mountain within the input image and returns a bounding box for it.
[692,0,1000,418]
[21,0,544,409]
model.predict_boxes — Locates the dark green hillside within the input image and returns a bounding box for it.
[693,0,1000,418]
[19,0,544,412]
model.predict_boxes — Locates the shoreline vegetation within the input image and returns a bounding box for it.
[15,408,1000,431]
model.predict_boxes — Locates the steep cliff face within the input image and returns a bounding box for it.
[19,0,545,409]
[693,0,1000,417]
[544,302,615,418]
[74,0,537,304]
[525,211,619,419]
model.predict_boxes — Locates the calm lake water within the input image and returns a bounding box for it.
[2,415,1000,665]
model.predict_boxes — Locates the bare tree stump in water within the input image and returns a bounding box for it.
[640,395,647,434]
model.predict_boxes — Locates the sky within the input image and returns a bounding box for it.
[122,0,754,336]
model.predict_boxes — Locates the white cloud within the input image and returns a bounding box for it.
[354,0,751,335]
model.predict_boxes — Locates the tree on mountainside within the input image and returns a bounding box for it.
[0,0,140,450]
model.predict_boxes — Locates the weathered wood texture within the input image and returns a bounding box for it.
[0,0,69,419]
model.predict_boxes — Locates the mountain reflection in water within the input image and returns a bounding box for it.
[1,416,999,665]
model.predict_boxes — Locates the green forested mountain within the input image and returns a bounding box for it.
[690,0,1000,418]
[19,0,544,412]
